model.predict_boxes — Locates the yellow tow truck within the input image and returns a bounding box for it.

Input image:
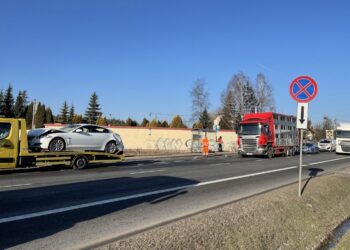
[0,118,124,170]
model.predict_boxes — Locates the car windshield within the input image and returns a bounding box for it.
[336,130,350,138]
[238,124,261,135]
[320,140,330,143]
[59,124,81,132]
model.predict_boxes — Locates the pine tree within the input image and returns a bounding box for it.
[243,82,257,114]
[199,108,212,129]
[35,103,46,128]
[14,90,28,118]
[161,120,169,128]
[3,84,15,117]
[170,115,187,128]
[68,104,75,124]
[126,118,138,126]
[85,92,102,124]
[58,101,69,124]
[45,108,54,123]
[0,90,5,117]
[141,118,149,127]
[26,102,33,129]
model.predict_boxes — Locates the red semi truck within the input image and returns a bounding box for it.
[237,112,298,158]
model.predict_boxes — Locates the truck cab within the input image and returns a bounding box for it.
[237,119,273,157]
[336,124,350,154]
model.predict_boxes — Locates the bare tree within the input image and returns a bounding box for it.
[255,73,275,112]
[190,79,210,123]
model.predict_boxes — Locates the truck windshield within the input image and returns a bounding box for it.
[0,123,11,139]
[239,124,260,135]
[336,130,350,138]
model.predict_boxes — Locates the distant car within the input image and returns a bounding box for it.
[318,139,336,152]
[28,124,124,154]
[302,142,319,154]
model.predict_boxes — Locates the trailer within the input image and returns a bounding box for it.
[0,118,124,170]
[237,112,298,158]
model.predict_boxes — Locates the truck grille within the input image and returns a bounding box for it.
[341,146,350,152]
[242,138,258,153]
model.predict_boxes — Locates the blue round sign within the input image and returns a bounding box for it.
[289,76,318,103]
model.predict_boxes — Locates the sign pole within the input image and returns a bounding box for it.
[298,129,303,197]
[290,76,318,197]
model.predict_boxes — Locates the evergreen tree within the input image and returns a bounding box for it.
[68,104,75,124]
[3,84,15,117]
[45,108,54,123]
[199,108,212,129]
[109,118,126,126]
[141,118,149,127]
[170,115,187,128]
[161,120,169,128]
[35,103,46,128]
[14,90,28,118]
[26,102,33,129]
[243,82,257,114]
[126,117,138,126]
[85,92,102,124]
[58,101,69,124]
[0,90,5,117]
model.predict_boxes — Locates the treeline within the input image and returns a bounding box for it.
[190,72,275,130]
[0,85,54,129]
[0,84,188,129]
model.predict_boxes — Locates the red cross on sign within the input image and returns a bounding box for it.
[289,76,318,103]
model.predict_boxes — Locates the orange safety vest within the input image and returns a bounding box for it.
[218,137,223,144]
[202,138,209,148]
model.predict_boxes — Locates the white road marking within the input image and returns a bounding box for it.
[0,183,32,188]
[137,163,144,166]
[1,156,349,224]
[256,159,263,162]
[129,169,165,175]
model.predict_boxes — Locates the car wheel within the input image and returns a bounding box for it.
[48,138,65,152]
[105,141,117,154]
[72,156,88,170]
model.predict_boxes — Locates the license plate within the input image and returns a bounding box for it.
[246,153,253,155]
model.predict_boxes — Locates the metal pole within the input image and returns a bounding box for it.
[298,129,303,197]
[32,99,36,129]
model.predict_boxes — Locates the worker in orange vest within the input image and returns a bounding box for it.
[202,134,209,156]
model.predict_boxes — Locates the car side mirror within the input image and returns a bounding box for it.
[75,128,83,133]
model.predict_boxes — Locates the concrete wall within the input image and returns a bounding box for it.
[45,124,238,152]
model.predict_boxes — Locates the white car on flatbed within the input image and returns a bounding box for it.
[28,124,124,154]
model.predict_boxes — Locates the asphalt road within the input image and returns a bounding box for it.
[1,152,350,250]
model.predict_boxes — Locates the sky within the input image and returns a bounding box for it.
[1,0,350,124]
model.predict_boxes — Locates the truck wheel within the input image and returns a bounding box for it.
[49,138,65,152]
[72,156,88,170]
[105,141,117,154]
[267,147,274,159]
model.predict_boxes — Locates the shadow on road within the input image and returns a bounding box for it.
[0,160,160,175]
[0,175,198,249]
[301,168,324,195]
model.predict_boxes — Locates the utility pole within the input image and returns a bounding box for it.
[32,99,37,129]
